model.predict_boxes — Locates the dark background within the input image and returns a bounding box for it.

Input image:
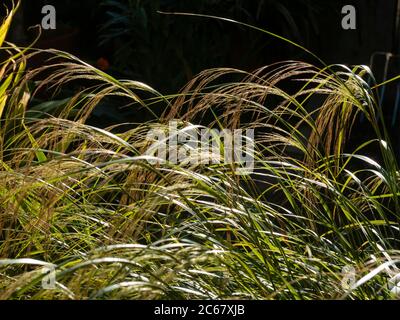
[6,0,400,153]
[8,0,398,93]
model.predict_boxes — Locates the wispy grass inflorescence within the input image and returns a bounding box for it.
[1,3,400,299]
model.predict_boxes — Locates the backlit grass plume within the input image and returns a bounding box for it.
[1,3,400,299]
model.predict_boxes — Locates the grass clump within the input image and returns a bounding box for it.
[1,3,400,300]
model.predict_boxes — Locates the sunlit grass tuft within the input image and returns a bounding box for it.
[1,3,400,300]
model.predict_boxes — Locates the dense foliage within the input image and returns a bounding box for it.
[1,2,400,299]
